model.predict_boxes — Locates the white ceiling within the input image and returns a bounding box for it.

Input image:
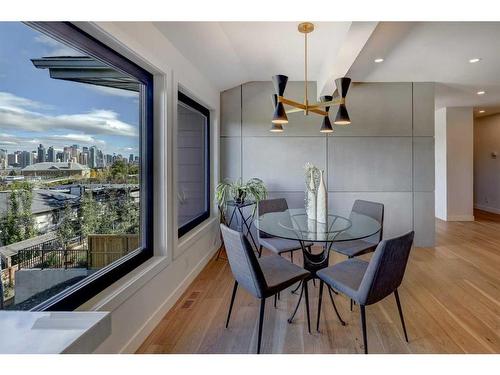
[154,21,500,117]
[153,22,353,92]
[348,22,500,117]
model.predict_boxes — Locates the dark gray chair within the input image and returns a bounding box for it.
[220,224,311,354]
[317,231,414,354]
[332,199,384,310]
[257,198,312,263]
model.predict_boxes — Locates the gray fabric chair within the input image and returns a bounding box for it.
[332,199,384,311]
[317,231,414,354]
[332,199,384,258]
[257,198,312,262]
[220,224,311,354]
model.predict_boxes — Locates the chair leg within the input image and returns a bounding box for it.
[327,286,346,326]
[317,280,324,332]
[394,289,409,342]
[291,280,302,295]
[312,279,316,287]
[290,250,294,263]
[258,245,263,258]
[303,280,311,334]
[226,281,238,328]
[350,299,353,311]
[274,293,277,308]
[360,305,368,354]
[257,298,266,354]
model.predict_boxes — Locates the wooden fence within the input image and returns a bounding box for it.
[87,234,139,269]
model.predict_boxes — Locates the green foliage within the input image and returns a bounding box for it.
[79,191,100,238]
[0,185,37,246]
[215,178,268,210]
[116,190,139,234]
[57,202,76,246]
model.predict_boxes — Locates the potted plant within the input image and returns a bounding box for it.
[216,178,268,210]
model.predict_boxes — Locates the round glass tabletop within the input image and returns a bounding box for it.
[254,208,381,243]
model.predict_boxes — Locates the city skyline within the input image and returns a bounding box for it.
[0,22,140,156]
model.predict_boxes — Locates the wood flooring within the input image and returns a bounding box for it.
[137,210,500,354]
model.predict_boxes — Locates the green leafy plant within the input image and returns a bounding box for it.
[216,178,268,210]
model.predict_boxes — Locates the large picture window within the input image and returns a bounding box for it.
[0,22,153,311]
[177,92,210,237]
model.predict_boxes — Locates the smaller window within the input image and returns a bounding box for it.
[177,92,210,237]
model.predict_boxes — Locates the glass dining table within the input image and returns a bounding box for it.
[254,208,381,325]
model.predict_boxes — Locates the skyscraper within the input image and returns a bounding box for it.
[89,146,97,169]
[47,146,56,162]
[37,144,45,163]
[20,150,32,168]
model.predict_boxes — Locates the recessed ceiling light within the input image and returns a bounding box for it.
[477,90,486,95]
[479,110,486,113]
[469,58,482,63]
[374,58,384,63]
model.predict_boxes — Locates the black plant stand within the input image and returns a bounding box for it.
[216,200,258,260]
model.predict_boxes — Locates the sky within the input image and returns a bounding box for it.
[0,22,140,156]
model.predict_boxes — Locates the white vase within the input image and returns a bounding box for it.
[316,170,327,223]
[306,172,316,220]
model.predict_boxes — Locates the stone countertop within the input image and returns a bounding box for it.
[0,311,111,354]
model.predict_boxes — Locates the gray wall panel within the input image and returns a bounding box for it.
[333,83,413,137]
[267,191,306,209]
[413,83,435,136]
[328,137,412,192]
[221,86,241,137]
[220,137,241,181]
[413,137,435,192]
[414,192,435,247]
[242,136,326,191]
[328,192,413,239]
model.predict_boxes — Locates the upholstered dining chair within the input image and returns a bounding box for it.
[220,224,311,354]
[332,199,384,310]
[316,231,414,354]
[257,198,313,263]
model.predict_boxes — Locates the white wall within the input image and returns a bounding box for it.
[474,113,500,214]
[74,22,221,353]
[434,108,447,220]
[434,107,474,221]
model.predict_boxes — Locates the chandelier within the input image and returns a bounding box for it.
[271,22,352,133]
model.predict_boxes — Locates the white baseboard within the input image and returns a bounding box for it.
[474,204,500,215]
[446,215,475,221]
[119,244,219,353]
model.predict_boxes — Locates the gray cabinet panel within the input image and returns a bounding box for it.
[328,137,412,192]
[413,137,435,192]
[328,192,413,240]
[221,86,241,137]
[220,137,241,181]
[242,137,326,191]
[414,192,435,247]
[413,83,435,136]
[242,81,324,137]
[333,83,413,136]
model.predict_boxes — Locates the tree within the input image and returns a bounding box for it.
[110,160,128,183]
[97,192,118,234]
[117,189,139,234]
[0,186,36,246]
[79,191,99,239]
[57,202,76,248]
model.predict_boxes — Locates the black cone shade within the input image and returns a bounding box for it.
[270,122,284,132]
[320,95,333,113]
[320,115,333,133]
[335,77,351,98]
[271,94,278,107]
[334,104,350,125]
[272,102,288,124]
[272,75,288,96]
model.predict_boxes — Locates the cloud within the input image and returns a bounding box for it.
[34,34,83,57]
[85,85,139,99]
[0,91,138,137]
[46,134,106,145]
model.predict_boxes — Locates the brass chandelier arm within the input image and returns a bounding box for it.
[278,95,343,117]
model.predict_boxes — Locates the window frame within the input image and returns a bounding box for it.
[21,22,154,312]
[177,91,211,238]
